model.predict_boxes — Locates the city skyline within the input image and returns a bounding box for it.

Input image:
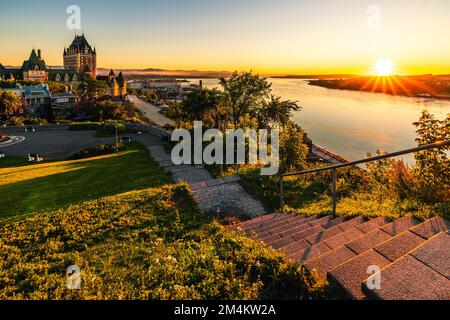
[1,0,450,75]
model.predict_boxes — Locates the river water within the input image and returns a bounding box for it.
[189,78,450,163]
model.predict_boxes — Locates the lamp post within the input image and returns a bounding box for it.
[115,124,119,152]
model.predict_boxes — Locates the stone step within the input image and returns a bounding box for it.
[259,216,312,243]
[230,213,284,231]
[354,216,391,234]
[284,217,360,263]
[254,214,325,235]
[236,212,450,300]
[346,217,419,255]
[237,212,296,231]
[362,233,450,300]
[328,249,392,300]
[409,216,450,240]
[269,225,325,250]
[305,216,365,245]
[259,215,319,240]
[280,217,348,259]
[326,217,437,299]
[305,217,433,278]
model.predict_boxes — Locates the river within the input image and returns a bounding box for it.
[188,78,450,163]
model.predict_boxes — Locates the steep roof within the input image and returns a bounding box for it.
[116,71,126,86]
[66,34,95,54]
[21,49,47,71]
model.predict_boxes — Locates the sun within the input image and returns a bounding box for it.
[375,59,394,76]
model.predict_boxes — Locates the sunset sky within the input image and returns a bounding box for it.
[1,0,450,75]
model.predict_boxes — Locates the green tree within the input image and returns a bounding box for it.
[279,121,309,173]
[0,90,22,123]
[181,87,222,126]
[256,95,301,128]
[413,111,450,202]
[91,101,130,121]
[220,71,271,128]
[76,78,109,102]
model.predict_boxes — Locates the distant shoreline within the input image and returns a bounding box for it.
[308,77,450,101]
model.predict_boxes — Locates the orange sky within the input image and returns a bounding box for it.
[1,0,450,75]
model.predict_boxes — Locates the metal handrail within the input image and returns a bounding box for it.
[279,140,450,214]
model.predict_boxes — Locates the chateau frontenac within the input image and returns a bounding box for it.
[0,34,125,99]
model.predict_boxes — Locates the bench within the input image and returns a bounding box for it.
[0,151,4,158]
[25,126,36,133]
[120,136,133,143]
[28,153,43,162]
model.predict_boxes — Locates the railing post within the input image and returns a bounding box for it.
[280,176,284,212]
[332,169,337,216]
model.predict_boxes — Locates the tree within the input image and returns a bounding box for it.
[220,71,271,128]
[413,111,450,202]
[76,78,109,102]
[48,81,68,94]
[279,121,309,173]
[91,101,132,122]
[256,95,301,128]
[0,90,22,123]
[181,87,222,125]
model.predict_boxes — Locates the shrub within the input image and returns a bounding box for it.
[68,122,102,131]
[70,143,124,160]
[24,117,48,125]
[102,122,126,134]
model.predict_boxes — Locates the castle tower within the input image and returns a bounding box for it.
[63,34,97,78]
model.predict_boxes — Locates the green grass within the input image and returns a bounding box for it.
[0,156,35,168]
[240,167,450,221]
[0,142,172,222]
[0,185,308,300]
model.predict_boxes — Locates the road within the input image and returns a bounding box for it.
[0,130,116,159]
[0,129,162,160]
[129,95,174,127]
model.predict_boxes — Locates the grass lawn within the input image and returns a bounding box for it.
[0,142,172,222]
[0,138,323,300]
[0,156,34,168]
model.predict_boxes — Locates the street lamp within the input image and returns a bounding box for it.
[115,124,119,152]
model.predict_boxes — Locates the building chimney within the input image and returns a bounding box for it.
[37,49,41,59]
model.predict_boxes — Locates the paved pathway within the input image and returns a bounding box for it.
[147,144,267,218]
[129,95,174,127]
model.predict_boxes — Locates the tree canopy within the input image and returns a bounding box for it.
[0,90,22,123]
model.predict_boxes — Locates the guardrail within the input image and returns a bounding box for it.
[124,123,171,138]
[279,140,450,214]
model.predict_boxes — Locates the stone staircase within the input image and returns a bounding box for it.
[147,145,267,218]
[231,213,450,300]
